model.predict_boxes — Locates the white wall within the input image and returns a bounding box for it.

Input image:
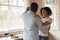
[56,0,60,30]
[24,0,44,15]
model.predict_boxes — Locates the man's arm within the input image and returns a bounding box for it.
[21,7,29,17]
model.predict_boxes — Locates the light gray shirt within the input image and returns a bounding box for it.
[22,11,47,40]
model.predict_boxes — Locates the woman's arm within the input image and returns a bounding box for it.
[42,21,51,25]
[42,18,52,25]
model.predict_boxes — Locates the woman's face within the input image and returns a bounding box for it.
[42,9,48,17]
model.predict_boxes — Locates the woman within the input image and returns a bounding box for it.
[39,7,52,40]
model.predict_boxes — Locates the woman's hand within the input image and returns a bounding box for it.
[42,21,51,25]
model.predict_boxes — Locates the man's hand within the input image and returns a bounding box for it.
[26,7,29,12]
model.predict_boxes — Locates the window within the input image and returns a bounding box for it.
[0,0,8,5]
[45,0,58,30]
[0,0,25,32]
[9,0,17,6]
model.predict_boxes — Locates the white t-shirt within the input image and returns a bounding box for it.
[39,17,52,37]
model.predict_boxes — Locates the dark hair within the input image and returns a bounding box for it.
[30,2,38,13]
[40,7,52,16]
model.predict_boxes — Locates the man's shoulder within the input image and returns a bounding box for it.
[34,14,41,21]
[34,14,40,18]
[27,11,34,14]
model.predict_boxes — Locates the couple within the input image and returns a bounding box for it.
[22,2,52,40]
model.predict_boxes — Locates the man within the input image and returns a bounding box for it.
[22,2,47,40]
